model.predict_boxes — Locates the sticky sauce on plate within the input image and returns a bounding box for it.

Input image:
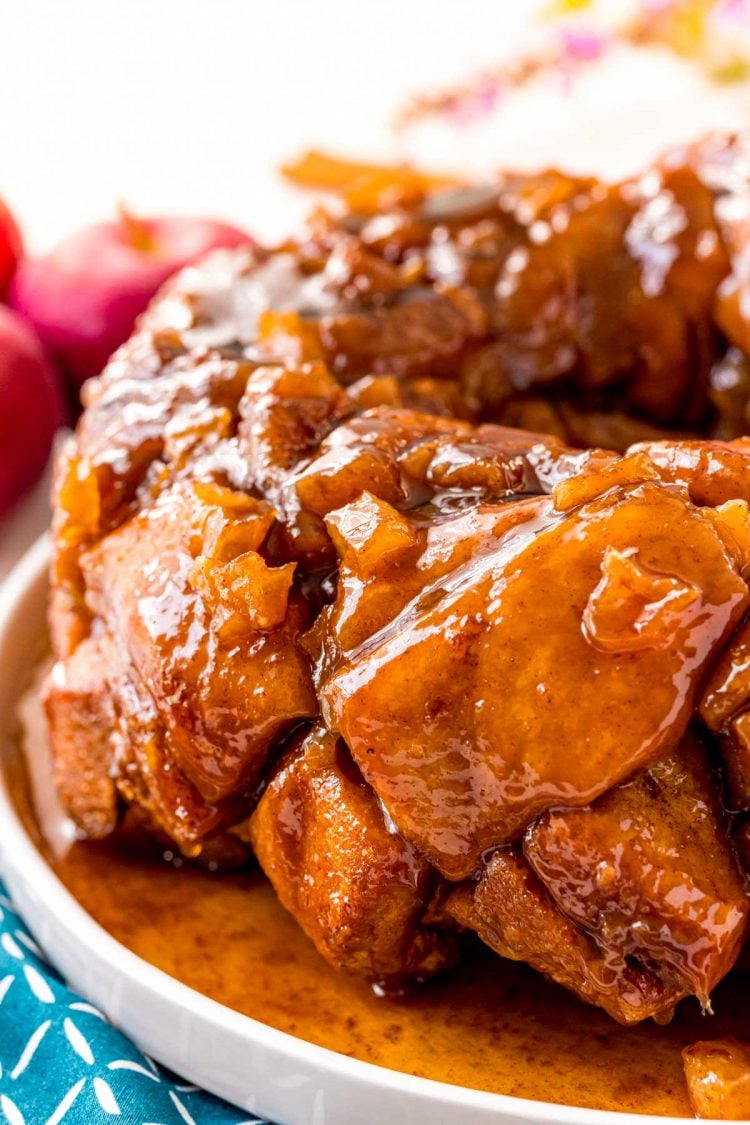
[10,687,750,1119]
[26,827,750,1118]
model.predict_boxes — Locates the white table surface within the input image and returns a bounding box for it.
[2,0,750,586]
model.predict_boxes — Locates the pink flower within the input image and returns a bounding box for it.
[559,27,608,61]
[450,75,504,126]
[716,0,750,23]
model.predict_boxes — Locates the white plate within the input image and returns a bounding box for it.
[0,537,698,1125]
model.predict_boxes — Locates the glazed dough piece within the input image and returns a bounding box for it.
[445,850,675,1024]
[43,636,118,840]
[483,163,728,427]
[322,476,750,879]
[699,516,750,811]
[44,629,235,851]
[445,737,747,1024]
[524,736,748,1012]
[72,478,317,849]
[248,725,456,982]
[683,1039,750,1120]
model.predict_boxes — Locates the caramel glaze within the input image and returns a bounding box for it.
[44,829,750,1119]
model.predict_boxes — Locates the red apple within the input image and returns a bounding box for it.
[0,304,66,519]
[9,210,252,388]
[0,198,23,297]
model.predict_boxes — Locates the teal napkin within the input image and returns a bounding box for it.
[0,882,271,1124]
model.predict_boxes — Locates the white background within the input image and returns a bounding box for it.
[0,0,536,249]
[4,0,750,249]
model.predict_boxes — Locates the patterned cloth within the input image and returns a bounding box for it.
[0,883,271,1125]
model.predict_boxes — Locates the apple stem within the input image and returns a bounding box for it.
[117,202,155,253]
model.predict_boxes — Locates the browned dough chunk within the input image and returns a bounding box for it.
[249,725,455,981]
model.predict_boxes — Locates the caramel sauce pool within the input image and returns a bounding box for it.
[33,828,750,1118]
[10,730,750,1121]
